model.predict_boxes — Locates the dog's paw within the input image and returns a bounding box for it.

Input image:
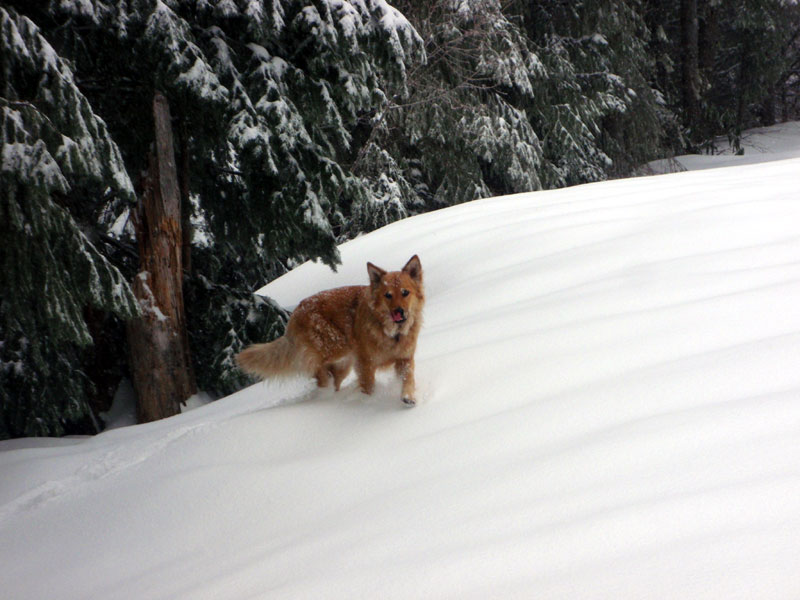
[401,395,416,407]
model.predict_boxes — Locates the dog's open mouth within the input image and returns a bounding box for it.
[391,308,406,323]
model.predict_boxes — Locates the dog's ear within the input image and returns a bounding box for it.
[367,262,386,289]
[402,255,422,282]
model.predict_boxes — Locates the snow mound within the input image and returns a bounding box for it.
[2,135,800,598]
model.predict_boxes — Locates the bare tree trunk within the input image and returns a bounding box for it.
[127,91,196,423]
[699,0,719,77]
[681,0,702,146]
[736,38,753,134]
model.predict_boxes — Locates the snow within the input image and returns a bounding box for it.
[330,0,360,40]
[108,207,133,238]
[175,56,228,104]
[99,378,137,430]
[3,121,800,598]
[135,272,168,322]
[649,120,800,173]
[1,140,70,194]
[100,380,216,432]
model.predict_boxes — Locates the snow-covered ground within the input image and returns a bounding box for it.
[648,120,800,173]
[2,122,800,599]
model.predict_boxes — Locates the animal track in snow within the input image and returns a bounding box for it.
[0,422,212,522]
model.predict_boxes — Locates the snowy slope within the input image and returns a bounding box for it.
[3,126,800,599]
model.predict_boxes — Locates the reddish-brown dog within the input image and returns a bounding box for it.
[237,256,424,406]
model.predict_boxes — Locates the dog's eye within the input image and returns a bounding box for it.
[384,292,392,299]
[401,289,410,297]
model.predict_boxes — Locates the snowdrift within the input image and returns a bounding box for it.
[3,126,800,598]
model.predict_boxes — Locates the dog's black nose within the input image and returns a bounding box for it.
[396,307,404,318]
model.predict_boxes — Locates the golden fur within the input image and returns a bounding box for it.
[236,255,424,405]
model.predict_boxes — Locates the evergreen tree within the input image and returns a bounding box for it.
[706,0,800,144]
[1,7,139,437]
[521,0,675,181]
[360,0,547,220]
[643,0,800,150]
[369,0,673,214]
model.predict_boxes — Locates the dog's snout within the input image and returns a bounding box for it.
[395,307,405,318]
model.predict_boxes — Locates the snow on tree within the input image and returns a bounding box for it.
[520,0,673,184]
[359,0,672,213]
[366,0,546,216]
[0,7,139,437]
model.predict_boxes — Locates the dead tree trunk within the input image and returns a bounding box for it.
[127,91,197,423]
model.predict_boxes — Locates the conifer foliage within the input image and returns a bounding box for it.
[368,0,548,215]
[369,0,669,213]
[644,0,800,149]
[1,7,139,437]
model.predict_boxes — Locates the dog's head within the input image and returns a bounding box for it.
[367,255,424,337]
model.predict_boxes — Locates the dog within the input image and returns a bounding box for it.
[237,255,424,406]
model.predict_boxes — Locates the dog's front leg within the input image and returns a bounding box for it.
[395,358,416,406]
[356,357,376,395]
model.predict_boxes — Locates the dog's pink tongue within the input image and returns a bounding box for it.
[391,310,404,322]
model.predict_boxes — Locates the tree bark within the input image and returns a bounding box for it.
[698,0,719,77]
[681,0,702,145]
[127,91,196,423]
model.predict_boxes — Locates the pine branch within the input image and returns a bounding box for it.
[98,233,138,260]
[0,97,38,110]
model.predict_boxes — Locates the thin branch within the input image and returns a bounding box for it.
[98,232,139,260]
[0,97,38,110]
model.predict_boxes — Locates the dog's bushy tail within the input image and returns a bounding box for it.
[236,336,307,379]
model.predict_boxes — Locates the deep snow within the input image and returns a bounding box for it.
[2,122,800,599]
